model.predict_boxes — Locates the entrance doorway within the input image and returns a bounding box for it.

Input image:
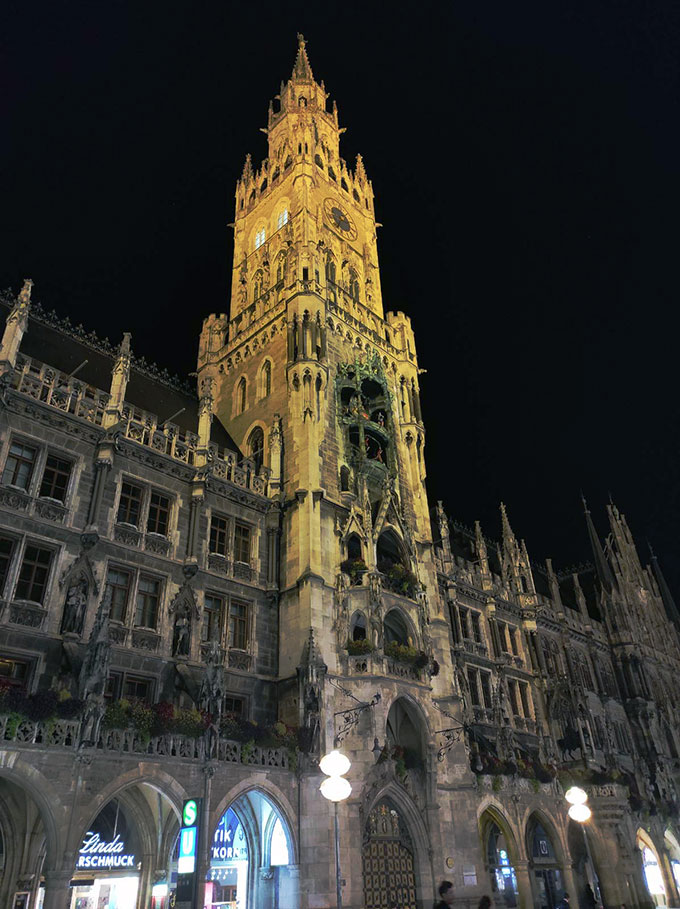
[363,800,417,909]
[201,790,294,909]
[485,820,519,908]
[529,820,564,909]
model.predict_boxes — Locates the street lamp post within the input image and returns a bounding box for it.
[565,787,600,902]
[320,749,352,909]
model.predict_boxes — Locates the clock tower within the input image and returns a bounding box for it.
[198,34,453,737]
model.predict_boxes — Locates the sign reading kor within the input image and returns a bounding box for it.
[77,832,136,869]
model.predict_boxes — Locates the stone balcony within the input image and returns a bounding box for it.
[345,651,424,683]
[0,713,291,768]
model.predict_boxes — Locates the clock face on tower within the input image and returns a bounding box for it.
[323,198,357,240]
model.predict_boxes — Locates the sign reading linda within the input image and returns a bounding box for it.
[77,832,136,869]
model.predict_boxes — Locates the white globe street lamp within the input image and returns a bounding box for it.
[568,803,592,823]
[320,775,352,802]
[320,750,352,778]
[320,749,352,909]
[565,785,600,901]
[565,786,588,806]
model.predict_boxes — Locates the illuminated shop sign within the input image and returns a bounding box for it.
[211,808,248,863]
[77,832,136,869]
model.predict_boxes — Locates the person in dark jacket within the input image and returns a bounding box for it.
[479,896,492,909]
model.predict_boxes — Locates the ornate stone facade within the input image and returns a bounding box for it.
[1,34,679,909]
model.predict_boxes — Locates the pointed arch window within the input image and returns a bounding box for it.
[248,427,265,473]
[349,269,360,302]
[260,360,272,399]
[253,270,263,300]
[276,252,288,284]
[236,378,247,415]
[255,228,266,250]
[326,258,337,286]
[277,208,289,229]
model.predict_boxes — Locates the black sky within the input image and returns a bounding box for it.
[3,1,680,593]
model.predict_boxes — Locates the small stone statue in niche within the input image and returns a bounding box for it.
[61,576,88,636]
[172,607,191,657]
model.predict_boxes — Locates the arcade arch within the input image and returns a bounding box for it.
[637,828,667,907]
[201,788,297,909]
[527,813,566,909]
[361,786,430,909]
[481,808,520,908]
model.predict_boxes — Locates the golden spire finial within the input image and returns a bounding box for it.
[292,33,314,81]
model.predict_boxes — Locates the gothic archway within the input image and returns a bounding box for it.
[527,814,566,909]
[362,799,417,909]
[481,809,520,908]
[200,788,296,909]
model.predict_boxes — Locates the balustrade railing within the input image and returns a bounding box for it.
[11,354,270,497]
[0,714,290,768]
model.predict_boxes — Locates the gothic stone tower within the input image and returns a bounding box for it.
[198,37,456,907]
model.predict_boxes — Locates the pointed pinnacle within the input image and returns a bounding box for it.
[292,33,314,81]
[18,278,33,306]
[118,332,132,356]
[241,153,253,182]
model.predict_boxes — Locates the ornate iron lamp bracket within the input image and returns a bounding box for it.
[433,698,468,762]
[329,678,381,746]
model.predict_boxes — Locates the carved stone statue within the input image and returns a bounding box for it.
[199,641,225,718]
[78,589,112,747]
[199,641,225,759]
[169,582,198,658]
[61,575,88,636]
[172,609,190,657]
[297,629,326,756]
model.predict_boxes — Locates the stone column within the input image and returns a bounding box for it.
[42,869,73,909]
[136,854,155,909]
[513,860,534,909]
[195,764,214,909]
[660,849,680,907]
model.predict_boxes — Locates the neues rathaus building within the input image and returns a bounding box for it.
[0,35,679,909]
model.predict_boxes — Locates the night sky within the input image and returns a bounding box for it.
[3,2,680,594]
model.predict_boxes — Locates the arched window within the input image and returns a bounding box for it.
[236,378,247,415]
[260,179,268,193]
[353,188,360,203]
[383,609,410,646]
[326,258,337,285]
[339,465,351,492]
[351,611,367,642]
[255,227,266,249]
[277,208,289,229]
[253,270,263,300]
[385,698,426,768]
[349,268,360,302]
[248,427,265,473]
[347,534,362,561]
[315,153,324,168]
[260,361,272,399]
[284,155,292,170]
[341,178,349,192]
[328,165,337,182]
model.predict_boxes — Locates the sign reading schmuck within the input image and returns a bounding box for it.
[77,832,136,869]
